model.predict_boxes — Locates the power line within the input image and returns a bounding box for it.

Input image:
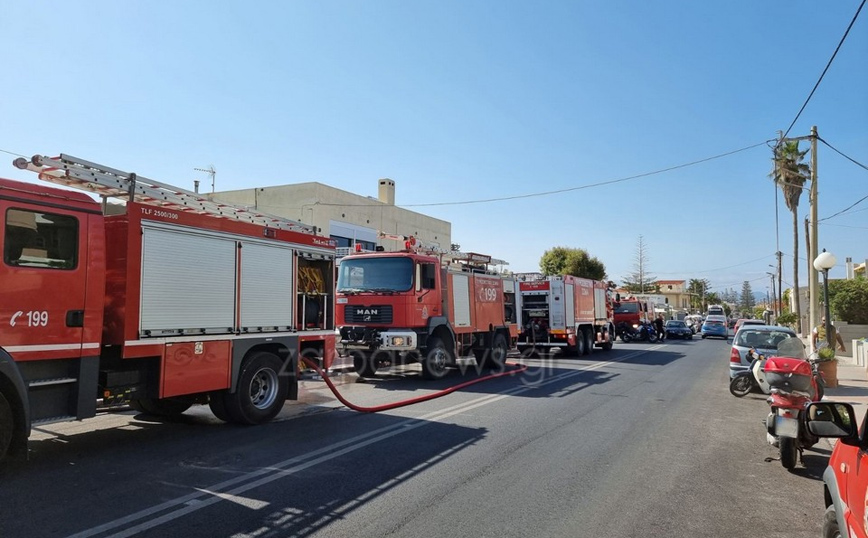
[821,193,868,222]
[316,140,774,208]
[656,255,776,276]
[0,148,27,158]
[780,0,866,141]
[818,136,868,171]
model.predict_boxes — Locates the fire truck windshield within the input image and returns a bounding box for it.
[337,257,413,293]
[615,303,640,314]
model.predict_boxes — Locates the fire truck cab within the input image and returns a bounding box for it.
[336,247,519,379]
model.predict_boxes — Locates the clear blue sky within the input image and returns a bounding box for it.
[1,1,865,297]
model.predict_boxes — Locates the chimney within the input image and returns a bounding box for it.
[378,178,395,205]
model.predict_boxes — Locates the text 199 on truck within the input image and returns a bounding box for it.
[336,240,520,379]
[0,154,336,462]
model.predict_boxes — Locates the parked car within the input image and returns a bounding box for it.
[664,320,693,340]
[728,325,798,378]
[803,401,864,537]
[732,318,766,336]
[700,315,728,339]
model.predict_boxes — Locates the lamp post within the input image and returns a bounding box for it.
[813,249,837,350]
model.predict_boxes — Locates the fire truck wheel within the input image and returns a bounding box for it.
[208,392,232,422]
[353,351,378,378]
[0,392,13,461]
[421,336,450,380]
[488,333,508,369]
[575,334,585,356]
[583,329,593,356]
[226,352,288,425]
[129,397,193,417]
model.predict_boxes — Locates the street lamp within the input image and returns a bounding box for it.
[812,249,837,349]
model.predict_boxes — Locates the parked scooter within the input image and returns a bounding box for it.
[762,336,823,470]
[729,349,770,397]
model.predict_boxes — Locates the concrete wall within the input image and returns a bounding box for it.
[210,181,451,251]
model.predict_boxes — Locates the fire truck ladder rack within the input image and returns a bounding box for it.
[14,154,313,234]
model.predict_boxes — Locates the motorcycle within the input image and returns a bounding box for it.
[616,321,631,342]
[729,349,771,397]
[762,336,824,470]
[623,320,657,343]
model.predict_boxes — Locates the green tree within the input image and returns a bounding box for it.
[687,278,711,311]
[771,140,810,334]
[539,246,607,280]
[739,280,756,313]
[829,277,868,324]
[621,235,657,292]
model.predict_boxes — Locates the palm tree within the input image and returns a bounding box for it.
[687,278,709,312]
[770,140,810,335]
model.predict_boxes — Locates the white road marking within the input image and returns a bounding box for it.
[67,349,655,538]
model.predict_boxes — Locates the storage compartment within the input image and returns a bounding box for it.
[764,356,813,392]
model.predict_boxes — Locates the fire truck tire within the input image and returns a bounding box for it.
[208,392,232,422]
[225,352,288,425]
[129,397,193,417]
[421,336,450,380]
[485,333,508,369]
[575,334,585,356]
[353,351,378,378]
[582,329,593,356]
[0,392,13,461]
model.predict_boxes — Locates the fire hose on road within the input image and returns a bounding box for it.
[299,356,529,413]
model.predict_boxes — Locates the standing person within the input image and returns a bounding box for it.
[812,316,846,352]
[655,314,665,341]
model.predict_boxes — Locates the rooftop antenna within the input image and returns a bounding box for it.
[194,165,216,193]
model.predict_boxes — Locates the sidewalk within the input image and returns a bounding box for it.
[822,360,868,425]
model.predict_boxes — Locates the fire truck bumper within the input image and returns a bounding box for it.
[338,327,418,352]
[374,331,417,351]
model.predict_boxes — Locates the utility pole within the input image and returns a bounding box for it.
[767,272,776,317]
[808,126,819,342]
[776,250,783,316]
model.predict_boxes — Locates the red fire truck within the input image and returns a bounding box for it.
[612,296,652,336]
[515,274,616,356]
[335,243,520,379]
[0,154,336,462]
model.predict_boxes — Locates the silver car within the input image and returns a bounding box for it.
[728,325,798,378]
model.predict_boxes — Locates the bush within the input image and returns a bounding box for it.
[817,347,837,362]
[776,311,797,328]
[830,278,868,324]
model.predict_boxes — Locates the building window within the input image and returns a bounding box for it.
[331,235,375,252]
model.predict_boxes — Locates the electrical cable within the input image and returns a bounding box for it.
[820,193,868,222]
[780,0,866,142]
[818,136,868,172]
[300,356,528,413]
[312,140,774,208]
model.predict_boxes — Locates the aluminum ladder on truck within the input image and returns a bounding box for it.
[14,154,313,234]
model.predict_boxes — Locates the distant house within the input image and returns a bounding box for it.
[656,280,691,311]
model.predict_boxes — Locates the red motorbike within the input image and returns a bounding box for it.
[763,337,824,470]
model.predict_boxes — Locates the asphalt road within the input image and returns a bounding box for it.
[0,336,829,537]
